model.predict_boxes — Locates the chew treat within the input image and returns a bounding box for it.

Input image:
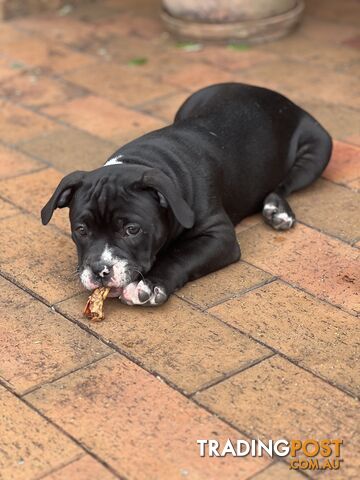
[84,287,110,321]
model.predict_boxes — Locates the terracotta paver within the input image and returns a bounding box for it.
[238,223,359,314]
[0,100,57,144]
[196,356,360,479]
[251,462,304,480]
[0,57,26,82]
[18,127,117,172]
[0,168,72,232]
[96,12,165,40]
[299,100,360,143]
[343,34,360,50]
[235,213,262,234]
[0,23,29,43]
[0,214,82,304]
[162,63,234,91]
[0,276,110,394]
[43,95,165,145]
[347,177,360,191]
[177,261,272,309]
[82,34,170,64]
[26,353,268,480]
[324,141,360,185]
[56,295,271,394]
[0,387,81,480]
[201,46,277,72]
[306,0,360,25]
[64,63,179,107]
[0,71,84,109]
[139,91,191,123]
[71,1,134,24]
[41,455,117,480]
[259,35,360,72]
[13,15,98,48]
[290,178,360,243]
[0,198,19,219]
[239,60,360,110]
[0,144,45,179]
[0,28,95,74]
[209,280,360,397]
[300,16,360,43]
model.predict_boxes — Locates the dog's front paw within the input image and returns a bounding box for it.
[262,193,296,231]
[121,280,168,306]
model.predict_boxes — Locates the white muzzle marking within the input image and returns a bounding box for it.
[80,245,130,290]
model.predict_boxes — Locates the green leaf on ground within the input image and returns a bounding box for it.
[11,62,25,69]
[227,44,250,51]
[127,57,148,66]
[175,42,203,52]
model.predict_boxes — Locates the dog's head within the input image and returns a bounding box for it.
[41,165,194,294]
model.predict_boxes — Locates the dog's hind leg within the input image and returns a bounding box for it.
[262,116,332,230]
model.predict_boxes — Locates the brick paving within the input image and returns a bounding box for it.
[0,0,359,479]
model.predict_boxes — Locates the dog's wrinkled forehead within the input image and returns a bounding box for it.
[70,168,158,225]
[79,175,121,218]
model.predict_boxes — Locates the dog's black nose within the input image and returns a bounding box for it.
[92,262,112,279]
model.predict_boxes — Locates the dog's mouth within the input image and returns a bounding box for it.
[107,286,124,297]
[79,262,141,297]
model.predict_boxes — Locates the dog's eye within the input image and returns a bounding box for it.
[76,225,88,236]
[125,224,141,236]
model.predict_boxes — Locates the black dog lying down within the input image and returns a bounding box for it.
[41,83,332,306]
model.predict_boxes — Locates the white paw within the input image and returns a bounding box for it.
[121,280,167,306]
[262,194,296,231]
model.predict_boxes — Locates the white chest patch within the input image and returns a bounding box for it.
[104,154,124,166]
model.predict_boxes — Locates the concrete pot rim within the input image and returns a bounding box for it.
[161,0,305,43]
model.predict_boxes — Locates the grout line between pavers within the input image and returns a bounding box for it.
[0,270,79,307]
[206,305,359,401]
[0,213,358,402]
[191,382,313,480]
[191,352,276,395]
[0,375,126,480]
[246,458,312,480]
[33,452,86,480]
[2,259,359,407]
[10,91,171,144]
[8,11,360,114]
[20,351,114,397]
[0,137,58,170]
[0,211,22,222]
[204,276,277,311]
[0,192,72,239]
[245,461,274,480]
[240,258,359,318]
[321,175,360,195]
[175,275,277,312]
[296,218,359,246]
[0,164,48,181]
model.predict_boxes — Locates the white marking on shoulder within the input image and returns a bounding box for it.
[104,154,123,166]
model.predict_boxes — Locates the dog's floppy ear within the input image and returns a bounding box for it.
[139,168,195,229]
[41,171,86,225]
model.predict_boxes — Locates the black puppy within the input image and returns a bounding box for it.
[41,83,332,306]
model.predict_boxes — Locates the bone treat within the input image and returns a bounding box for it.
[83,287,110,321]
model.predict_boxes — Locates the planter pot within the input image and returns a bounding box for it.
[161,0,304,44]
